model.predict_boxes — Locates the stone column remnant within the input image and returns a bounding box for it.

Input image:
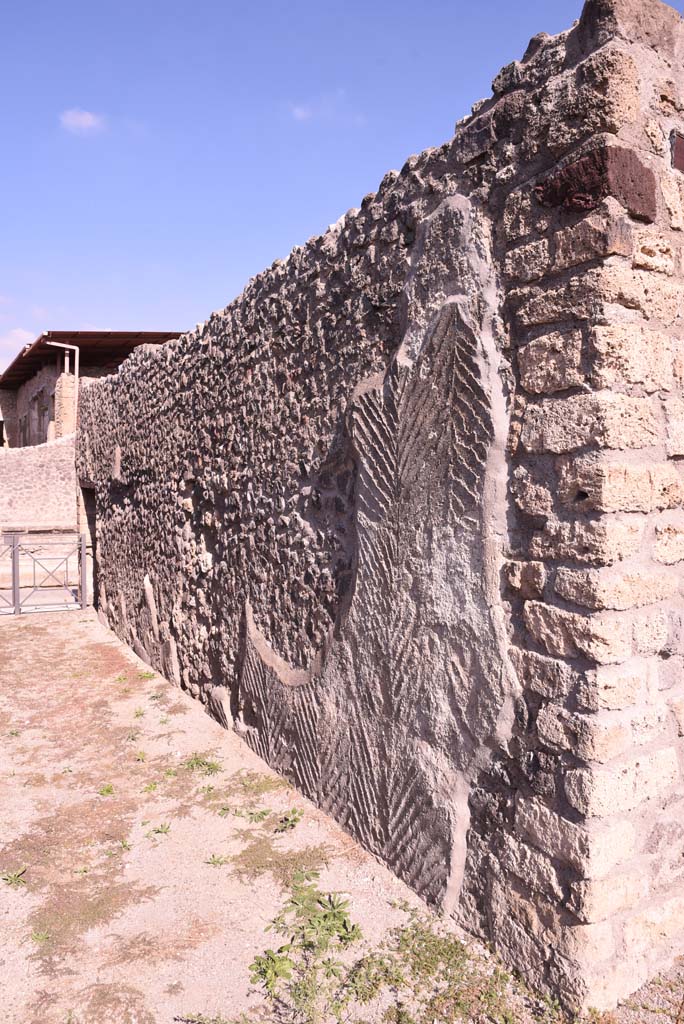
[77,0,684,1009]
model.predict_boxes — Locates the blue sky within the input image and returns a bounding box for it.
[0,0,585,372]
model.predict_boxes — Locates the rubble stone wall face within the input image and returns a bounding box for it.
[0,437,77,532]
[77,0,684,1009]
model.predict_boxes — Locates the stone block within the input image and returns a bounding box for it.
[511,265,682,329]
[554,566,678,611]
[511,464,555,517]
[578,0,681,62]
[517,329,584,394]
[530,515,644,565]
[504,239,551,283]
[632,230,676,275]
[521,393,659,454]
[546,49,641,155]
[524,601,632,664]
[632,606,669,656]
[655,512,684,565]
[509,647,581,701]
[553,200,633,273]
[535,145,656,222]
[565,747,679,817]
[501,189,552,244]
[515,794,637,878]
[589,324,674,392]
[661,172,684,231]
[557,455,683,514]
[667,687,684,736]
[504,560,546,598]
[622,895,684,959]
[665,398,684,456]
[536,702,666,762]
[579,658,658,712]
[569,867,649,923]
[500,832,563,900]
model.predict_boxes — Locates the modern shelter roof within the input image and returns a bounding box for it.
[0,330,182,389]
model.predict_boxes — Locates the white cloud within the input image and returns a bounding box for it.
[59,108,106,135]
[288,89,366,127]
[0,327,35,373]
[291,104,313,122]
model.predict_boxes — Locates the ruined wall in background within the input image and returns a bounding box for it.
[0,437,77,532]
[77,0,684,1010]
[0,389,17,447]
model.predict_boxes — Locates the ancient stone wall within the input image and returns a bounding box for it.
[0,389,17,447]
[77,0,684,1009]
[0,437,77,532]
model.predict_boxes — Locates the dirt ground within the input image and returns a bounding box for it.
[0,610,682,1024]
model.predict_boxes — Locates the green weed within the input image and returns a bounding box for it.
[184,752,222,776]
[1,867,27,887]
[274,808,303,833]
[147,822,171,837]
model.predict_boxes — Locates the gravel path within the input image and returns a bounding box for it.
[0,609,682,1024]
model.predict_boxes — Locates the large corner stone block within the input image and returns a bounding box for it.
[535,146,657,223]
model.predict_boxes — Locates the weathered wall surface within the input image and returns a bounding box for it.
[0,389,18,447]
[77,0,684,1009]
[0,437,77,532]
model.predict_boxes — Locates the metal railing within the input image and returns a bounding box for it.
[0,534,87,615]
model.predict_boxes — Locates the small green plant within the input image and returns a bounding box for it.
[73,866,89,875]
[126,730,140,742]
[184,752,222,776]
[201,784,215,796]
[250,946,295,995]
[205,853,230,867]
[247,807,271,823]
[274,808,303,833]
[139,670,156,680]
[149,691,163,701]
[120,839,132,851]
[164,767,177,778]
[249,871,361,1021]
[143,781,158,793]
[148,822,171,837]
[8,729,19,737]
[227,805,272,823]
[249,880,547,1024]
[135,750,147,762]
[134,707,145,719]
[160,715,171,725]
[31,929,50,944]
[1,867,27,887]
[98,783,114,797]
[234,770,285,797]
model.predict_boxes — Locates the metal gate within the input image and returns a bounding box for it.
[0,534,86,615]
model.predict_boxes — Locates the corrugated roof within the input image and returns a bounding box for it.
[0,330,183,389]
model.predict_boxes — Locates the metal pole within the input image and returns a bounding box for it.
[45,340,80,435]
[80,533,87,608]
[11,534,20,615]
